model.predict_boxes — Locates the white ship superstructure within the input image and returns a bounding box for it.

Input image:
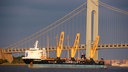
[22,40,47,63]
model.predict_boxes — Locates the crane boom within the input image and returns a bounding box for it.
[90,35,100,58]
[71,33,80,59]
[56,31,64,58]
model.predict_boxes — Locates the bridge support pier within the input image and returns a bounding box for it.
[0,48,13,63]
[86,0,99,60]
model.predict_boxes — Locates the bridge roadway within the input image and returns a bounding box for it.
[2,44,128,53]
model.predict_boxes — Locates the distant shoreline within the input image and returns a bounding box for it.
[0,63,26,66]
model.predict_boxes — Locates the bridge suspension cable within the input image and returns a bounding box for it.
[6,2,87,49]
[99,1,128,15]
[6,1,128,49]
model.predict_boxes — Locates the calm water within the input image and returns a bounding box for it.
[0,65,128,72]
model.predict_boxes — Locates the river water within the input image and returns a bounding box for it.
[0,65,128,72]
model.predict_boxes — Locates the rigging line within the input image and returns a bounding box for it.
[10,7,87,48]
[5,2,87,48]
[99,1,128,15]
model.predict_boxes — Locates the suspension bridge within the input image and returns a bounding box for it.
[0,0,128,63]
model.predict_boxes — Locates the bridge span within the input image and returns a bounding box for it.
[2,43,128,53]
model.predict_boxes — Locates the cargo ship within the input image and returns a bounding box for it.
[22,32,106,68]
[22,40,105,68]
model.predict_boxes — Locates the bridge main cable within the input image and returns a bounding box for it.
[5,2,87,49]
[99,1,128,15]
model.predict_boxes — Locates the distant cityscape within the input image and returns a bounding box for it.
[105,59,128,66]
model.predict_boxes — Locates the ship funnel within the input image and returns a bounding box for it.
[34,40,39,48]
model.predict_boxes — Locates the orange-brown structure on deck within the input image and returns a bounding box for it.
[0,48,13,63]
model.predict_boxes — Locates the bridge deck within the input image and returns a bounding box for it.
[3,44,128,53]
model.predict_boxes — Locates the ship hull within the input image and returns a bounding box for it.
[28,64,107,69]
[23,59,107,69]
[23,59,49,64]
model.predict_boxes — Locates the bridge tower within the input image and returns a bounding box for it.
[86,0,99,60]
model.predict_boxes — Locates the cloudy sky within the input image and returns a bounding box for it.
[0,0,128,59]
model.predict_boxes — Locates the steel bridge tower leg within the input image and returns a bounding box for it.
[86,0,99,60]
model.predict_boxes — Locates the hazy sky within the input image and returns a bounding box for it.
[0,0,128,59]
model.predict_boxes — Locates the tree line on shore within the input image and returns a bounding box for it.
[0,55,24,64]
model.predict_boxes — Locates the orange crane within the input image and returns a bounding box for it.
[90,35,100,59]
[56,31,64,59]
[71,33,80,61]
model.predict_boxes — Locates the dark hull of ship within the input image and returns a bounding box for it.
[23,59,104,65]
[23,59,107,68]
[23,59,107,69]
[23,59,49,64]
